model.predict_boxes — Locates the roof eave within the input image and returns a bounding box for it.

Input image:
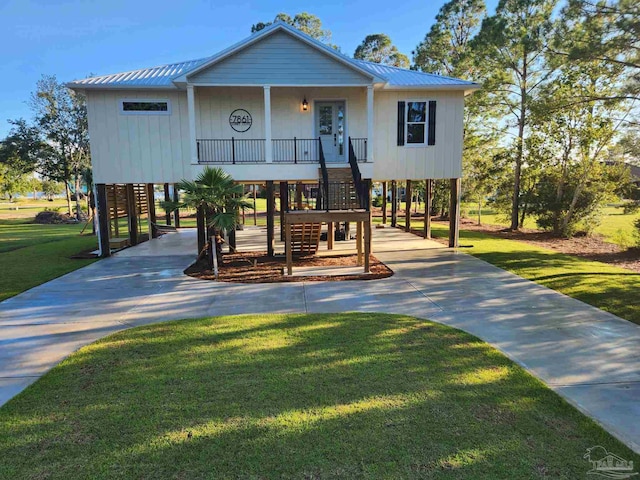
[66,82,181,91]
[381,83,481,94]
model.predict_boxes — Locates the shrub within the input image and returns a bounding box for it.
[34,210,77,224]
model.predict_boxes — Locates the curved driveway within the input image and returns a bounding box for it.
[1,227,639,453]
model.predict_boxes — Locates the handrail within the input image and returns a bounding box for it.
[348,137,368,210]
[318,137,330,211]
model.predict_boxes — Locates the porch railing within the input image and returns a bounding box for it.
[350,137,368,163]
[196,137,369,165]
[197,138,266,164]
[272,138,321,163]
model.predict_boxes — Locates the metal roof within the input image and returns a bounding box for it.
[68,58,209,88]
[67,23,478,91]
[352,60,478,88]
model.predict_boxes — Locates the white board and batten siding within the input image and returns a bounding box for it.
[196,86,366,145]
[188,31,372,86]
[372,90,465,180]
[86,90,190,184]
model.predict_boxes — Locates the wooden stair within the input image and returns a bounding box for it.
[290,222,322,255]
[318,167,360,210]
[323,167,353,183]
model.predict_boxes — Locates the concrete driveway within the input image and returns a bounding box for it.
[1,226,639,453]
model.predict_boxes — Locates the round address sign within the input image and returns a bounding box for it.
[229,109,252,132]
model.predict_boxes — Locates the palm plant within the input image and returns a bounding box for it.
[161,167,252,267]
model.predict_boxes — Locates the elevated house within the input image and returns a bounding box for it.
[68,21,479,269]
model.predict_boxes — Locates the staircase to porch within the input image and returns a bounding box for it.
[284,138,370,257]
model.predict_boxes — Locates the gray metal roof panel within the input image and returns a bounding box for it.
[352,59,478,87]
[68,57,209,88]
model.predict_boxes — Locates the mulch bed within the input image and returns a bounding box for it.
[185,251,393,283]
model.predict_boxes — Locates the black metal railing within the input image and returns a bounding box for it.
[272,138,320,163]
[348,137,369,210]
[317,137,330,211]
[310,181,362,211]
[197,138,265,164]
[350,137,368,163]
[283,183,319,211]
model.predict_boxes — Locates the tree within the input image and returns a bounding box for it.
[0,164,30,202]
[251,13,336,47]
[471,0,557,230]
[354,34,410,68]
[0,119,50,175]
[554,0,639,103]
[525,14,631,236]
[41,179,64,201]
[161,167,252,267]
[413,0,486,77]
[29,75,91,220]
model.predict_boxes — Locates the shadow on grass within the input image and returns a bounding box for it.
[1,313,636,479]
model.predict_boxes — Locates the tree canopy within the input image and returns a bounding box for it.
[354,34,410,68]
[251,13,336,48]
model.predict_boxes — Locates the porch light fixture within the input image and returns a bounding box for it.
[302,97,308,111]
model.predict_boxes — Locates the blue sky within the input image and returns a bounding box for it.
[0,0,497,138]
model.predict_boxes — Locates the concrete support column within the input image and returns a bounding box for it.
[449,178,461,248]
[96,183,111,258]
[264,86,273,163]
[391,180,397,227]
[405,179,412,233]
[266,180,275,256]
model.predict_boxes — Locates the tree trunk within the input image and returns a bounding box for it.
[74,172,83,220]
[511,50,528,231]
[64,182,72,215]
[477,200,482,226]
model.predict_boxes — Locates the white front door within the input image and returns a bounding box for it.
[316,101,346,163]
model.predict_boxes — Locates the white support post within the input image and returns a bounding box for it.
[366,85,374,163]
[264,85,273,163]
[187,84,198,164]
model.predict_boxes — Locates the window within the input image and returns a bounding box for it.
[406,101,426,145]
[120,99,171,115]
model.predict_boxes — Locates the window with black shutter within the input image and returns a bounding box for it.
[397,100,436,146]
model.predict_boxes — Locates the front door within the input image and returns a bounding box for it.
[316,101,346,163]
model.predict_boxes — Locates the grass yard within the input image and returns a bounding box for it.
[462,204,640,247]
[1,313,635,479]
[0,198,70,220]
[0,219,97,301]
[429,224,640,325]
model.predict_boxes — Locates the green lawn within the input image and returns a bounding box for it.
[462,204,640,247]
[1,313,635,479]
[429,224,640,325]
[0,219,98,301]
[0,198,71,220]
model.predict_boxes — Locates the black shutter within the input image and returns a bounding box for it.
[427,100,436,145]
[397,101,405,146]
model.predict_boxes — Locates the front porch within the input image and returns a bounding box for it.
[187,85,375,174]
